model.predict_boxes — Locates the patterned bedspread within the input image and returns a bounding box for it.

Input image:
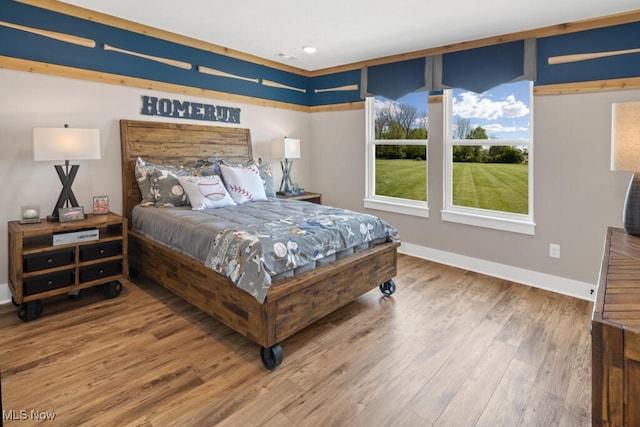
[204,207,399,303]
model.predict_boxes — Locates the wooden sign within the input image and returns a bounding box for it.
[140,95,241,124]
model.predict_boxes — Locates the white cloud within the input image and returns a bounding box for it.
[374,98,399,114]
[484,123,528,133]
[453,91,529,120]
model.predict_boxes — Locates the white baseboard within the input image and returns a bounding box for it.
[398,242,596,302]
[0,283,10,305]
[0,243,596,306]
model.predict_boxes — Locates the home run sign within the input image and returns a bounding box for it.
[140,95,241,123]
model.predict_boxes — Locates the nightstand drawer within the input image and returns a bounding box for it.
[80,241,122,261]
[23,269,74,295]
[79,260,122,282]
[23,248,75,272]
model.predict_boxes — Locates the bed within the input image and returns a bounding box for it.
[120,119,400,369]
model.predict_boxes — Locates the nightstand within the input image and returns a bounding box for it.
[276,191,322,204]
[7,212,127,321]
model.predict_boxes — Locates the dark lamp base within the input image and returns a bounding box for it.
[623,173,640,236]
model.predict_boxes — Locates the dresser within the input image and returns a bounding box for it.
[592,227,640,426]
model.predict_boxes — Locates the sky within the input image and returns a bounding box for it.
[382,80,532,141]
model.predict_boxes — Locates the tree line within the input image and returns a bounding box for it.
[452,118,527,164]
[375,103,427,160]
[375,105,526,164]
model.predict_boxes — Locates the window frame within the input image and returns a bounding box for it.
[442,82,535,235]
[364,96,429,218]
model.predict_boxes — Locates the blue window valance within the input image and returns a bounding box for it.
[438,39,536,93]
[362,39,536,98]
[361,57,428,100]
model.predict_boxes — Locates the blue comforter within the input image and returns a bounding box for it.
[204,205,399,303]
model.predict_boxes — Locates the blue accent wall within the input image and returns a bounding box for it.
[0,0,638,106]
[0,0,361,106]
[537,21,640,86]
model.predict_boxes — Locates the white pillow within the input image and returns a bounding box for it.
[220,163,267,204]
[177,175,236,210]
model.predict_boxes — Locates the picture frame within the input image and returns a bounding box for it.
[93,195,109,215]
[20,205,41,224]
[59,206,85,222]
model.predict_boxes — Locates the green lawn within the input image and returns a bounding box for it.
[453,162,528,214]
[375,159,427,201]
[375,159,528,214]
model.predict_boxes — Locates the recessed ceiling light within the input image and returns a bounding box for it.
[276,52,298,60]
[302,46,317,54]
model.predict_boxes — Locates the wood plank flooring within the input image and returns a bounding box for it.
[0,254,593,426]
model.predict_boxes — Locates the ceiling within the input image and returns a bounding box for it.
[61,0,639,71]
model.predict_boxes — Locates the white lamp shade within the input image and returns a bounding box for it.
[611,101,640,172]
[271,137,301,159]
[283,137,301,159]
[33,127,101,161]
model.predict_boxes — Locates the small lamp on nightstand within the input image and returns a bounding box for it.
[275,137,301,195]
[33,124,100,222]
[611,101,640,236]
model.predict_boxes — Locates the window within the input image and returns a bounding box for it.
[443,80,534,234]
[365,92,429,217]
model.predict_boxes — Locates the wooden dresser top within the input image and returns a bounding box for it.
[594,227,640,332]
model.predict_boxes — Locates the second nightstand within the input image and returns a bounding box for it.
[276,191,322,204]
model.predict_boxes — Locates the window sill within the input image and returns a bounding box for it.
[441,209,535,235]
[364,198,429,218]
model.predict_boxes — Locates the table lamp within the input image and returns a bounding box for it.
[277,137,301,195]
[611,101,640,236]
[33,125,100,221]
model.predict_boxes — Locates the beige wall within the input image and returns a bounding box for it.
[1,66,638,303]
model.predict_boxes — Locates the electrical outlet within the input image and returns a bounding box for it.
[549,243,560,259]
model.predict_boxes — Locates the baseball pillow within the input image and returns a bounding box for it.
[219,163,267,204]
[177,175,236,210]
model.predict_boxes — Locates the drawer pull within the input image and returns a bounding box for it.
[47,280,53,285]
[99,249,105,254]
[99,269,104,274]
[47,258,53,263]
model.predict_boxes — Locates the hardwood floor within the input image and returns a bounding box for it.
[0,254,593,426]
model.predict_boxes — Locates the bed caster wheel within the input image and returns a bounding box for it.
[379,279,396,296]
[18,300,43,322]
[102,281,123,299]
[260,344,283,370]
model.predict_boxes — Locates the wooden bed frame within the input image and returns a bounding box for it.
[120,119,399,369]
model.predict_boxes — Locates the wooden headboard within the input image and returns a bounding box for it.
[120,119,253,227]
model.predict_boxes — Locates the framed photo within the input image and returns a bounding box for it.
[93,195,109,215]
[20,205,41,224]
[59,206,85,222]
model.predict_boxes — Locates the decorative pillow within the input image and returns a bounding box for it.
[149,165,192,207]
[256,159,276,198]
[220,163,267,204]
[134,157,156,206]
[177,175,236,210]
[188,158,219,177]
[214,159,275,197]
[135,157,193,207]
